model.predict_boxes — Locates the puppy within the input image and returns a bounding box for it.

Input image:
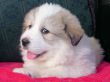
[13,3,103,78]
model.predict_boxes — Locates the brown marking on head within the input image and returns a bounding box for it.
[22,8,39,33]
[36,10,84,46]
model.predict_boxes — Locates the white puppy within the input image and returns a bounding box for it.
[13,3,103,78]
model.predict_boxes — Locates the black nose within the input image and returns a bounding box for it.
[22,38,30,47]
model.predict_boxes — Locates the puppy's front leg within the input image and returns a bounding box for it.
[13,68,29,76]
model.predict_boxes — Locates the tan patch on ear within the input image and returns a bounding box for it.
[66,25,84,45]
[22,7,39,33]
[59,10,84,45]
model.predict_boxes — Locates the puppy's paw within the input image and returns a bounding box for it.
[13,68,29,75]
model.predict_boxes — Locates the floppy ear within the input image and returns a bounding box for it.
[62,10,84,46]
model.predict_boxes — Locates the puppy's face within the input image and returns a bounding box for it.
[20,4,84,60]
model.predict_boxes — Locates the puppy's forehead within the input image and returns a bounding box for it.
[35,3,62,21]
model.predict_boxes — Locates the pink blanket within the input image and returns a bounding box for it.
[0,62,110,82]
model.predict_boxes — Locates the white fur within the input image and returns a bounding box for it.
[13,3,103,78]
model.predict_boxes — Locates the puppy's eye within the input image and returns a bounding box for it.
[29,25,32,29]
[41,28,49,34]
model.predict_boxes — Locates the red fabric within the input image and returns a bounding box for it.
[0,62,110,82]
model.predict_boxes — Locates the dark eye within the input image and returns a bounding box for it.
[29,25,32,29]
[41,28,49,34]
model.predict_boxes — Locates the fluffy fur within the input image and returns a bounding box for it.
[13,3,103,78]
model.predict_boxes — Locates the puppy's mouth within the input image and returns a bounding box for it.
[27,51,47,60]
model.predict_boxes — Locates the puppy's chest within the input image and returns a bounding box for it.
[24,61,57,77]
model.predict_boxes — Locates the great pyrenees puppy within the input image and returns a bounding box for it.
[13,3,103,78]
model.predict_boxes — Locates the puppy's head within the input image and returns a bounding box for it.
[20,3,84,60]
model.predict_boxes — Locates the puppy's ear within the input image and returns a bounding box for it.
[62,10,84,46]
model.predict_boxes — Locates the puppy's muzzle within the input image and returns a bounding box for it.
[22,38,30,47]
